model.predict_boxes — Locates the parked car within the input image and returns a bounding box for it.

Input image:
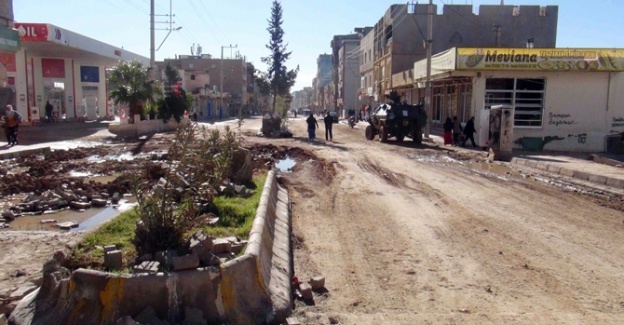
[329,111,339,123]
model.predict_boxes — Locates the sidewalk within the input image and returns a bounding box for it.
[1,120,113,160]
[428,125,624,190]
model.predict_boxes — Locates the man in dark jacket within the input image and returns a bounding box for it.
[323,111,334,141]
[462,116,477,147]
[306,113,319,142]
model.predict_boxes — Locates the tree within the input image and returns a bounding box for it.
[107,61,160,123]
[158,65,192,123]
[261,0,299,114]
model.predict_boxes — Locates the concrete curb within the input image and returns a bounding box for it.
[511,157,624,189]
[9,170,293,325]
[0,146,51,160]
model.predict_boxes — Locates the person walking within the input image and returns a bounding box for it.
[323,111,334,141]
[452,116,462,146]
[306,113,319,142]
[45,100,55,123]
[3,105,22,146]
[462,116,477,147]
[443,117,453,145]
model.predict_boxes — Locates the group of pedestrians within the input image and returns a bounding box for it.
[443,115,477,147]
[305,111,335,142]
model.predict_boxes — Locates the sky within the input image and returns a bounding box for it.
[13,0,624,91]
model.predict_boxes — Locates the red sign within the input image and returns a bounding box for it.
[42,58,65,78]
[15,23,49,42]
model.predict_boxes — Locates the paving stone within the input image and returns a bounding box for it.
[606,178,624,189]
[105,250,123,270]
[211,239,232,254]
[172,254,199,271]
[133,261,160,274]
[309,276,326,291]
[298,283,313,301]
[187,231,213,255]
[547,165,561,173]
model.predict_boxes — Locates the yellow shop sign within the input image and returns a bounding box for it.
[457,48,624,72]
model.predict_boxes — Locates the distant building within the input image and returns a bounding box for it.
[331,28,371,117]
[158,55,248,120]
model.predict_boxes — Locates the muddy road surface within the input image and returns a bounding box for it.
[237,116,624,325]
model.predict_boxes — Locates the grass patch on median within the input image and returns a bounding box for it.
[201,173,267,239]
[65,172,267,270]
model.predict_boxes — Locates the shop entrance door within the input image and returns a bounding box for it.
[82,86,98,119]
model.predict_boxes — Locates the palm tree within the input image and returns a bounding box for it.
[108,61,161,123]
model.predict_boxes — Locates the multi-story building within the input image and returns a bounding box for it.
[331,28,372,117]
[314,54,331,111]
[368,3,558,111]
[359,27,375,110]
[159,54,248,120]
[0,0,19,109]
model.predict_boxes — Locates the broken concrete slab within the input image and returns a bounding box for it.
[230,242,245,255]
[133,261,160,274]
[40,219,57,224]
[211,239,232,255]
[197,251,220,267]
[285,317,302,325]
[298,283,313,301]
[172,254,200,271]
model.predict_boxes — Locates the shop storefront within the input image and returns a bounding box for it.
[9,23,148,122]
[410,47,624,152]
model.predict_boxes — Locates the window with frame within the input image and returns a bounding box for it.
[485,78,545,127]
[432,86,443,122]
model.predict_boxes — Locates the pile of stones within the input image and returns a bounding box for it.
[104,231,247,273]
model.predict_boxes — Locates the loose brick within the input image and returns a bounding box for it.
[211,239,232,254]
[105,250,123,270]
[172,254,199,271]
[309,276,326,291]
[298,283,313,301]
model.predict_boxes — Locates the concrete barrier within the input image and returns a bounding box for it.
[10,170,292,325]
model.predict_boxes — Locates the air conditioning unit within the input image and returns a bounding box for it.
[539,7,547,16]
[512,6,520,16]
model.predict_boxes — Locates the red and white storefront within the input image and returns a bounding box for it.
[3,23,147,122]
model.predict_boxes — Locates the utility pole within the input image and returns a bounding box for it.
[424,0,433,138]
[150,0,155,80]
[221,44,237,120]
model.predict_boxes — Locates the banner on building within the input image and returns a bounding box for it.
[456,48,624,72]
[42,58,65,78]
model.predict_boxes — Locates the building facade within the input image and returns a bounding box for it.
[411,47,624,152]
[314,54,331,111]
[159,55,248,120]
[368,3,558,108]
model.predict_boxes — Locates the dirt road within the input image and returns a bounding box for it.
[237,116,624,325]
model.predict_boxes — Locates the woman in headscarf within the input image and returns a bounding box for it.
[443,117,453,145]
[3,105,22,146]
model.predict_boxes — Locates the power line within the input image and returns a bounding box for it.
[186,0,223,45]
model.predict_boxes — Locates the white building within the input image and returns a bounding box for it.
[9,22,147,122]
[408,47,624,152]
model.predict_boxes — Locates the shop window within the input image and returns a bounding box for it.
[485,78,545,127]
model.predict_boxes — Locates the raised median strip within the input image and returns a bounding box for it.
[10,170,293,325]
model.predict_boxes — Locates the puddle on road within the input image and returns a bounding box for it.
[2,199,137,232]
[469,162,512,175]
[50,140,103,150]
[276,156,296,172]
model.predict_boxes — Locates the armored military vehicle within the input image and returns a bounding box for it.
[365,92,427,144]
